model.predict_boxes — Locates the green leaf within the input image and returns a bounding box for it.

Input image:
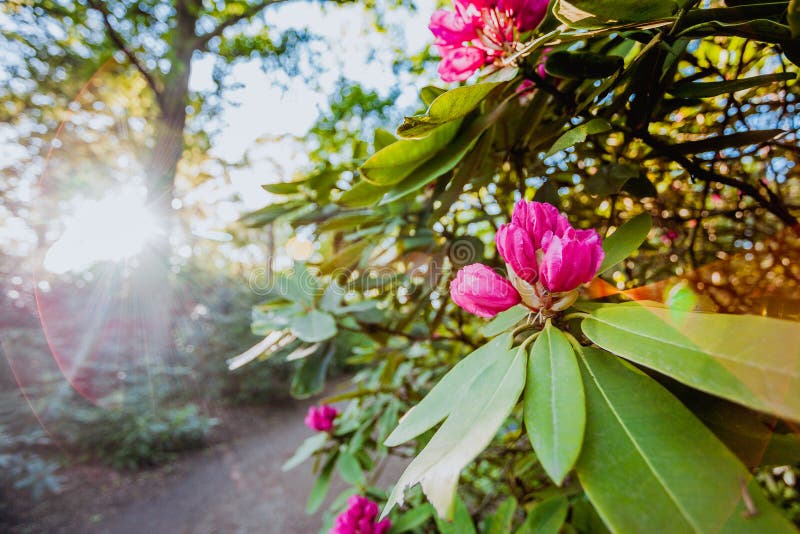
[282,432,328,471]
[582,302,800,421]
[261,179,307,195]
[337,451,365,486]
[420,85,447,107]
[319,240,373,275]
[374,128,397,150]
[575,347,795,533]
[484,496,517,534]
[585,164,639,196]
[668,72,797,98]
[553,0,676,29]
[389,504,434,533]
[306,452,337,514]
[290,310,337,343]
[791,0,800,38]
[397,82,503,139]
[514,495,568,534]
[339,180,390,208]
[317,211,383,233]
[384,333,512,447]
[434,496,477,534]
[291,345,334,399]
[598,212,652,274]
[546,118,612,157]
[360,121,461,186]
[482,305,528,338]
[239,201,303,227]
[384,343,526,518]
[670,129,786,154]
[544,51,623,80]
[524,324,585,485]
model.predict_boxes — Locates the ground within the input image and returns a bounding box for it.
[3,400,356,534]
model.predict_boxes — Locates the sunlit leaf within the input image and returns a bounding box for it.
[384,343,525,518]
[598,212,652,274]
[582,303,800,421]
[524,323,585,485]
[482,305,528,338]
[553,0,676,29]
[546,118,612,157]
[668,72,797,98]
[576,348,794,532]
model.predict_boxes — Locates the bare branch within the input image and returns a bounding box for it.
[194,0,284,51]
[87,0,163,105]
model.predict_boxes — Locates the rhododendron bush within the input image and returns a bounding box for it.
[242,0,800,531]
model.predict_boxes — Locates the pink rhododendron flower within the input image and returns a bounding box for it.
[450,263,521,318]
[429,0,550,82]
[305,404,338,432]
[450,201,604,317]
[330,495,391,534]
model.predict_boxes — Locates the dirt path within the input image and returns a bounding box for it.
[7,399,352,534]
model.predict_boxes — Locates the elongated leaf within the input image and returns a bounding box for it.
[524,324,585,485]
[670,129,786,154]
[485,496,517,534]
[261,179,307,195]
[668,72,797,98]
[576,348,794,533]
[360,121,461,186]
[383,345,526,518]
[337,451,365,486]
[515,495,568,534]
[306,452,337,513]
[385,333,512,447]
[319,240,373,274]
[339,180,390,208]
[390,503,434,533]
[239,201,304,227]
[582,302,800,421]
[546,118,611,157]
[282,432,328,471]
[397,82,502,139]
[554,0,676,29]
[482,305,529,338]
[598,212,652,274]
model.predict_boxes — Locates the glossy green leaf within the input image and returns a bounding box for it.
[582,302,800,421]
[374,128,397,150]
[306,452,336,514]
[576,347,795,533]
[385,333,512,447]
[397,82,502,139]
[360,121,461,186]
[546,118,611,157]
[282,432,328,471]
[668,72,797,98]
[678,18,792,42]
[553,0,676,29]
[482,305,528,338]
[261,179,307,195]
[514,495,568,534]
[384,344,525,518]
[598,212,652,274]
[337,451,365,486]
[390,503,434,533]
[484,496,517,534]
[524,324,585,485]
[290,310,337,343]
[339,180,390,208]
[420,85,447,107]
[670,129,786,154]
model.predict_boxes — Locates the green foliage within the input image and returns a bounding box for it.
[0,426,63,500]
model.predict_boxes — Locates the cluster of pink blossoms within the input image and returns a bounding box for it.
[450,201,604,317]
[430,0,550,82]
[330,495,391,534]
[304,404,339,432]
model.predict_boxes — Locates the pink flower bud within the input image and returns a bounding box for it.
[539,228,604,293]
[330,496,392,534]
[496,223,538,284]
[304,404,339,432]
[450,263,521,318]
[511,200,571,250]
